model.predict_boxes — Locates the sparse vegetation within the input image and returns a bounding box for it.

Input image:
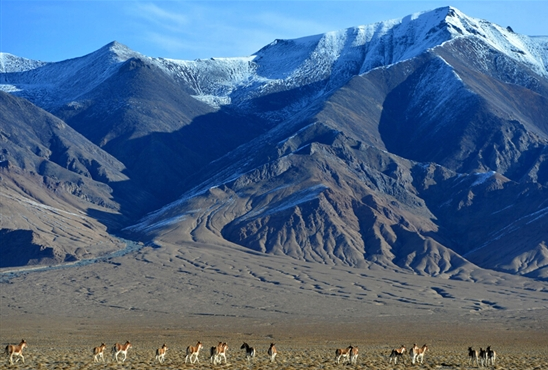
[2,321,547,370]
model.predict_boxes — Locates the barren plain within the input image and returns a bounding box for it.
[2,239,548,369]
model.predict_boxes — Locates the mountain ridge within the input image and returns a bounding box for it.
[3,7,546,112]
[1,6,547,280]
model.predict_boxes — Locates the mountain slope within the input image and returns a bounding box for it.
[1,6,547,279]
[0,91,151,265]
[121,7,548,279]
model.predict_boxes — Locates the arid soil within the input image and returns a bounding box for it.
[2,315,548,370]
[2,241,548,369]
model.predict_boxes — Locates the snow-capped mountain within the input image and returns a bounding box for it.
[0,41,144,110]
[2,7,546,113]
[1,6,547,280]
[158,5,548,118]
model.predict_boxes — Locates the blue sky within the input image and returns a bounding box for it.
[1,1,547,62]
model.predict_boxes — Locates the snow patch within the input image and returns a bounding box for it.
[239,184,329,221]
[472,171,496,186]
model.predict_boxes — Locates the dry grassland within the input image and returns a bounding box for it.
[2,317,547,370]
[2,341,547,370]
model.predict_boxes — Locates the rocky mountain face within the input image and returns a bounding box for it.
[1,7,547,279]
[0,92,135,264]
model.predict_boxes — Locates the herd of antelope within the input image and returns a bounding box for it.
[468,346,497,367]
[4,338,499,367]
[388,344,428,365]
[3,339,276,365]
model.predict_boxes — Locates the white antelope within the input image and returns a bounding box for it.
[241,342,255,361]
[185,341,203,364]
[335,346,353,364]
[486,346,496,366]
[113,341,132,363]
[5,339,27,365]
[468,347,479,366]
[389,345,406,364]
[350,346,359,364]
[93,343,106,362]
[411,344,428,364]
[268,343,277,362]
[156,344,168,363]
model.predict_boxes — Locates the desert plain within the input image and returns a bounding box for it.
[2,239,548,369]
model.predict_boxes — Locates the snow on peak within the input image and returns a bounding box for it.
[94,41,141,63]
[158,6,548,112]
[441,7,548,76]
[154,7,461,111]
[0,41,144,109]
[2,8,546,112]
[0,53,48,73]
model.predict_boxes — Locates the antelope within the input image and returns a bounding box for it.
[5,339,27,365]
[210,342,228,364]
[468,347,479,366]
[93,343,106,362]
[411,344,428,364]
[335,346,353,364]
[210,345,218,364]
[350,346,359,364]
[113,341,132,363]
[486,346,496,366]
[479,348,487,367]
[156,344,168,363]
[185,341,203,364]
[268,343,277,362]
[216,342,228,364]
[389,345,406,364]
[241,342,255,361]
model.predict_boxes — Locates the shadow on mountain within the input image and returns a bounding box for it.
[81,107,269,234]
[0,229,59,267]
[92,79,334,222]
[378,45,548,183]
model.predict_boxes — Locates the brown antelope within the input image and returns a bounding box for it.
[156,344,168,363]
[210,342,228,365]
[209,342,228,365]
[468,347,479,366]
[185,341,203,364]
[268,343,277,362]
[335,346,353,364]
[113,341,132,363]
[216,342,228,364]
[486,346,497,366]
[5,339,27,365]
[241,342,255,361]
[93,343,106,362]
[389,345,406,364]
[350,346,359,365]
[411,344,428,364]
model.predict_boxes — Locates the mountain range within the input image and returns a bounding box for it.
[1,6,547,281]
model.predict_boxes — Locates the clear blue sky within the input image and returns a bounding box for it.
[1,1,547,62]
